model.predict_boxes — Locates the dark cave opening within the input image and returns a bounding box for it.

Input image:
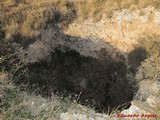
[21,47,137,113]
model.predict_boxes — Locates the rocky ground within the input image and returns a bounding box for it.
[65,6,160,52]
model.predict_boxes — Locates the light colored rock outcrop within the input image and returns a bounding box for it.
[65,6,160,53]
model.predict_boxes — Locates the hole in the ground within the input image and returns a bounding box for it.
[18,47,137,113]
[7,24,144,114]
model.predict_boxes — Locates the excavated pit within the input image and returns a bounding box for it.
[7,22,146,113]
[7,22,147,113]
[19,46,137,113]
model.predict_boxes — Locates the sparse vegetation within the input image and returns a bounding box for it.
[135,35,160,117]
[0,74,77,120]
[136,35,160,81]
[1,0,160,40]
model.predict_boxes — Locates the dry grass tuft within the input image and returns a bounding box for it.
[0,73,72,119]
